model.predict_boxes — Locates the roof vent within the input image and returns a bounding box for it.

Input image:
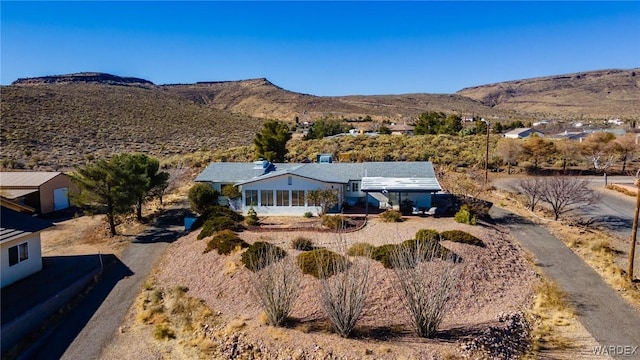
[253,159,269,169]
[317,153,333,164]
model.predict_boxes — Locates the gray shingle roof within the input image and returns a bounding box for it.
[0,207,54,243]
[197,162,438,188]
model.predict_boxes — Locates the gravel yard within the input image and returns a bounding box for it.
[103,215,541,359]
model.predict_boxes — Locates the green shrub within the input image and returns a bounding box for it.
[372,244,398,269]
[245,206,259,226]
[380,209,403,223]
[188,183,219,213]
[454,205,477,225]
[401,239,453,261]
[198,216,243,239]
[221,184,242,199]
[321,215,348,230]
[415,229,440,242]
[192,206,243,231]
[291,237,315,251]
[304,211,313,218]
[297,249,347,278]
[204,230,248,255]
[347,242,376,257]
[241,242,287,271]
[440,230,485,247]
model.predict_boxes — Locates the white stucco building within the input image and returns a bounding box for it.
[1,207,54,288]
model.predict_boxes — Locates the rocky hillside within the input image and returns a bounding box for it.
[12,72,154,86]
[457,69,640,119]
[1,82,264,170]
[163,78,497,123]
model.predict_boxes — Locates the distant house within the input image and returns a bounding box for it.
[1,207,54,288]
[388,124,415,136]
[547,131,588,142]
[503,128,545,139]
[195,160,441,216]
[0,172,74,215]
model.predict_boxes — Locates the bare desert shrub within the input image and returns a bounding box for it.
[390,240,459,338]
[245,244,301,327]
[291,237,315,251]
[317,247,372,337]
[321,215,348,230]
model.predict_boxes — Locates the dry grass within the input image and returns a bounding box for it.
[526,279,576,356]
[547,222,640,309]
[606,184,637,197]
[135,282,218,355]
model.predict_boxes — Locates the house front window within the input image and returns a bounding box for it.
[8,242,29,266]
[276,190,289,206]
[245,190,258,206]
[351,182,359,192]
[261,190,274,206]
[291,190,305,206]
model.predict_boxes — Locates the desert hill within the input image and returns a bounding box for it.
[2,68,638,170]
[1,81,264,170]
[163,78,495,122]
[457,68,640,119]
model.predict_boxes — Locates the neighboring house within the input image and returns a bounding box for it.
[0,172,74,215]
[1,207,54,288]
[195,160,441,216]
[503,128,545,139]
[388,124,415,136]
[547,131,588,142]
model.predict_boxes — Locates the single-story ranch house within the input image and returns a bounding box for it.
[195,160,442,216]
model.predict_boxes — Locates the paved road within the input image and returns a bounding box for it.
[26,209,185,360]
[490,207,640,359]
[494,176,636,234]
[494,175,640,274]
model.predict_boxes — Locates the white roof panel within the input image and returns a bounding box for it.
[361,177,441,192]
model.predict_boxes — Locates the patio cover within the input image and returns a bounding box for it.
[360,177,441,193]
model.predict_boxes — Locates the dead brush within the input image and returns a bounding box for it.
[390,239,459,338]
[317,243,372,338]
[526,279,576,356]
[135,283,218,352]
[245,243,301,327]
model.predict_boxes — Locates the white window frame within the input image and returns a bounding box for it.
[245,190,258,206]
[276,190,289,206]
[261,190,274,206]
[291,190,305,206]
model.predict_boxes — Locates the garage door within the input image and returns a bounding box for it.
[53,187,69,211]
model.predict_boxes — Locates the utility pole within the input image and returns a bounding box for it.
[629,178,639,281]
[481,119,490,185]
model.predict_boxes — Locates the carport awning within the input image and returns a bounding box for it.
[361,177,441,192]
[1,189,38,199]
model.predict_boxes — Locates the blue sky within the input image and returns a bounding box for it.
[1,1,639,95]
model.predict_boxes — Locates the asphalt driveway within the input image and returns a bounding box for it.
[490,207,640,359]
